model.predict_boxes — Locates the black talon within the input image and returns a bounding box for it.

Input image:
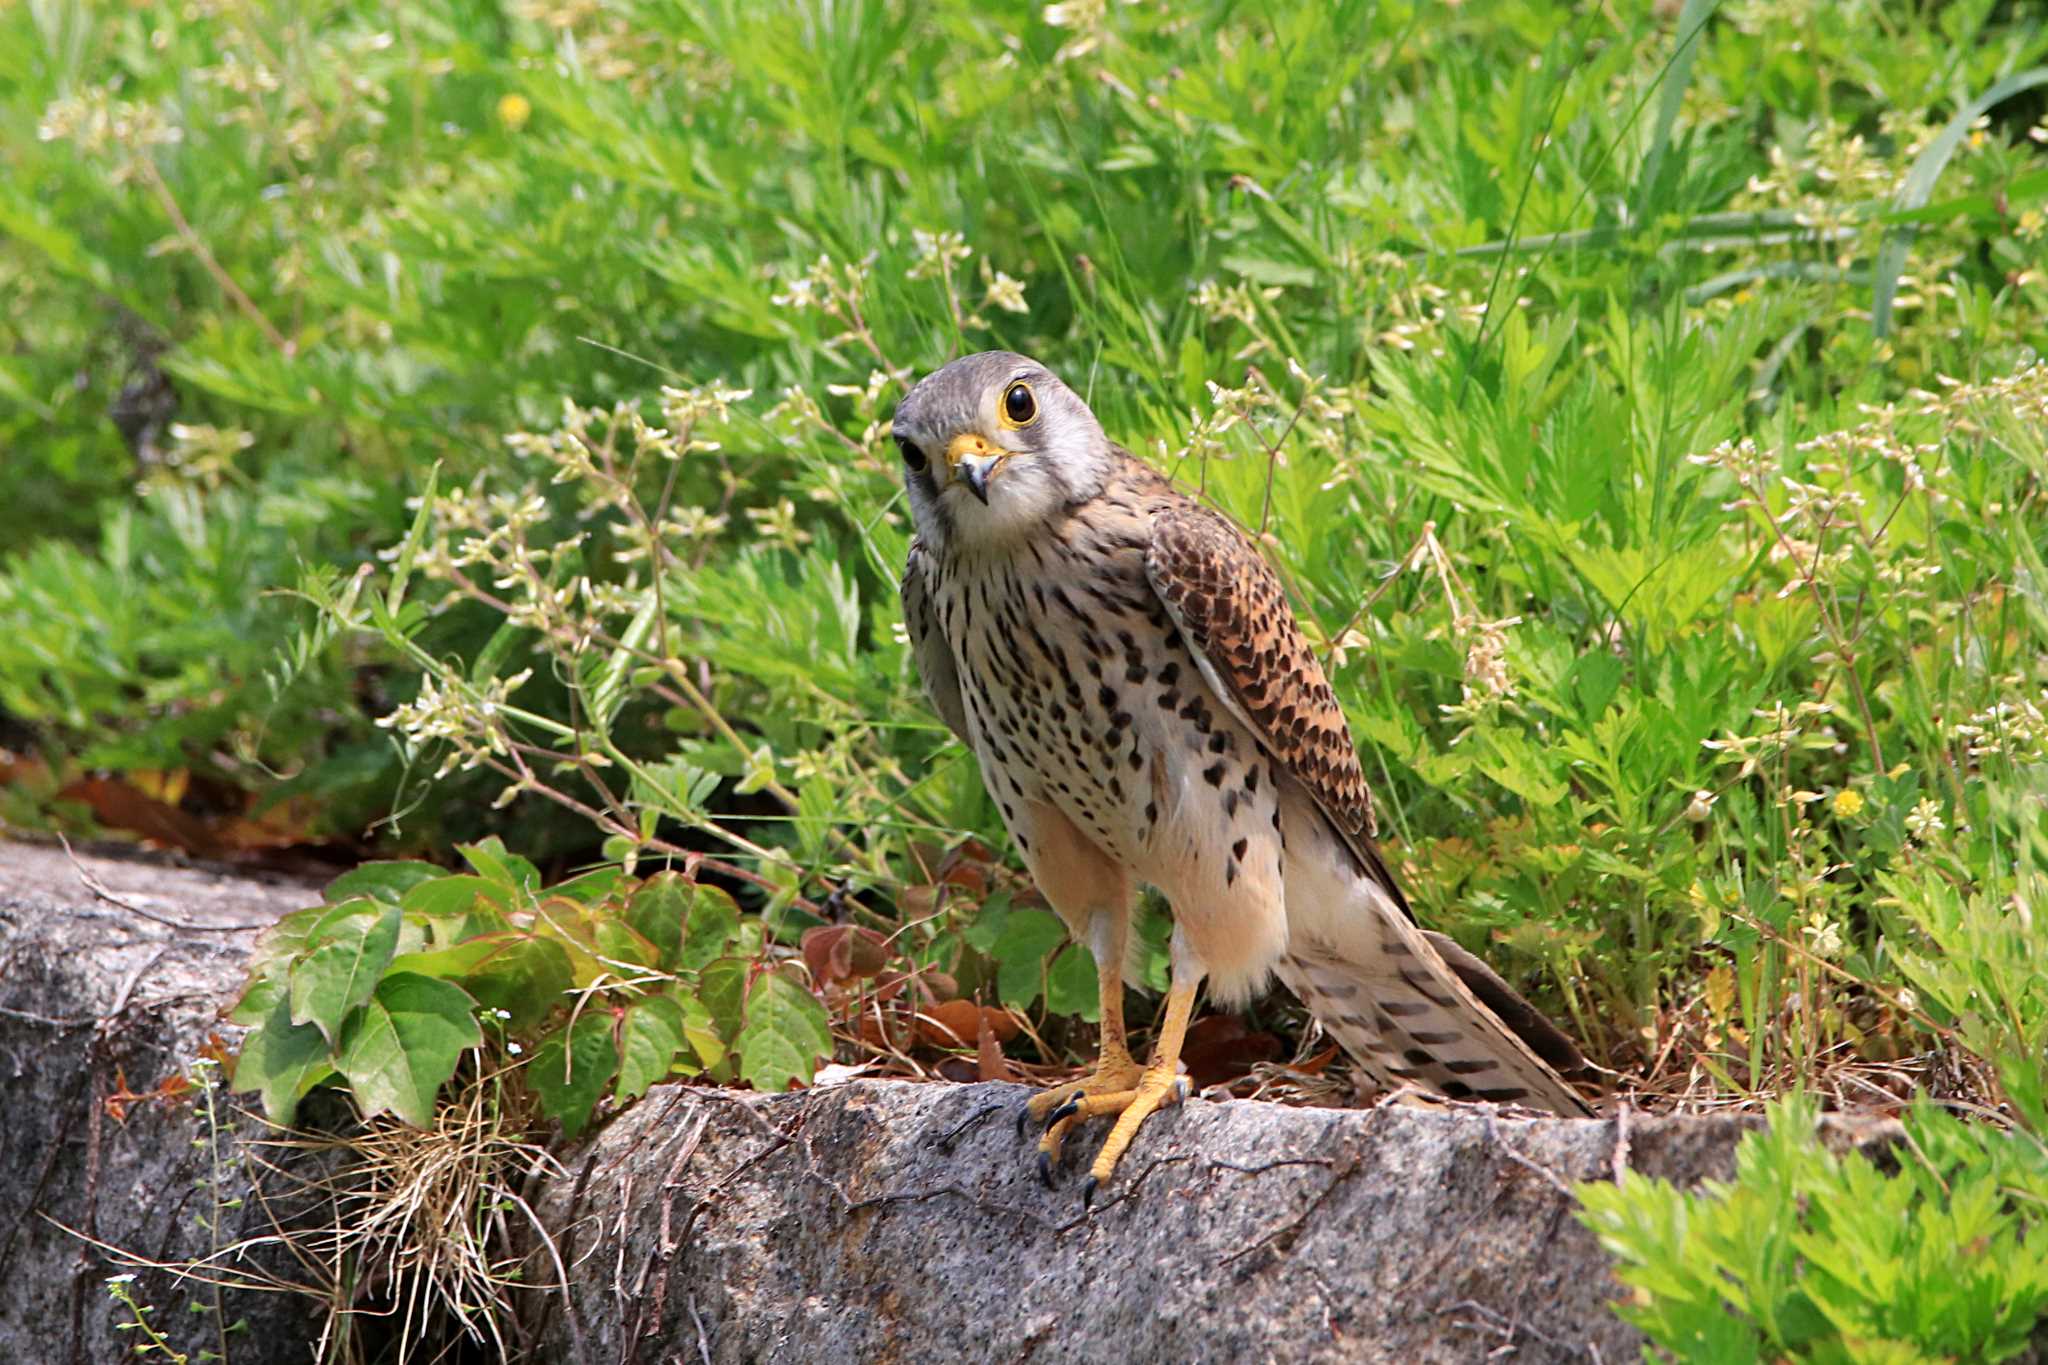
[1016,1102,1032,1138]
[1081,1176,1099,1208]
[1038,1151,1057,1189]
[1046,1095,1081,1127]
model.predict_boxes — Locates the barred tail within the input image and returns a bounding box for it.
[1277,907,1592,1117]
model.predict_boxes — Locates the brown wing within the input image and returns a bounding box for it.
[1144,503,1408,908]
[901,537,970,744]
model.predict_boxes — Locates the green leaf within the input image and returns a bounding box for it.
[383,462,438,617]
[1871,68,2048,336]
[457,936,577,1031]
[1475,729,1570,808]
[1631,0,1713,219]
[679,884,743,972]
[527,1009,618,1138]
[675,990,724,1071]
[962,895,1011,953]
[460,837,541,895]
[228,968,287,1028]
[231,995,334,1126]
[1045,945,1101,1021]
[615,994,687,1100]
[990,907,1067,1010]
[734,971,831,1093]
[334,973,483,1127]
[290,904,403,1045]
[1882,166,2048,228]
[624,872,689,966]
[401,875,512,943]
[794,777,835,864]
[588,593,660,736]
[592,916,661,969]
[1219,252,1317,288]
[548,865,626,906]
[698,957,749,1041]
[244,899,383,979]
[322,861,442,907]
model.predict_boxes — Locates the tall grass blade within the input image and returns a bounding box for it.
[1871,67,2048,337]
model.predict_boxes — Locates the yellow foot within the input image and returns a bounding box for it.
[1080,1064,1191,1204]
[1026,1059,1191,1197]
[1022,1055,1144,1186]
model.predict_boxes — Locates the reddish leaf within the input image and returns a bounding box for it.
[1291,1043,1342,1076]
[872,966,957,1006]
[915,999,1020,1049]
[935,839,997,894]
[54,776,322,858]
[103,1066,138,1123]
[913,969,958,1004]
[801,925,891,988]
[916,999,982,1047]
[0,748,51,789]
[60,777,221,856]
[198,1033,234,1069]
[1180,1013,1283,1090]
[976,1008,1012,1083]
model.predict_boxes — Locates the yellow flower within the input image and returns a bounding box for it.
[1832,788,1865,819]
[497,93,532,132]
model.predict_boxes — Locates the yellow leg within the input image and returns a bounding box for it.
[1081,977,1197,1202]
[1026,913,1142,1181]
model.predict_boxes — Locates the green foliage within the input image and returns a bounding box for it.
[1580,1097,2048,1363]
[230,843,830,1134]
[1882,772,2048,1132]
[8,11,2048,1347]
[6,2,2048,1349]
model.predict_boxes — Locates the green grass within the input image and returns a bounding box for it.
[7,2,2048,1354]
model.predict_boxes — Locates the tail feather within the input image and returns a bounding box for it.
[1278,915,1592,1117]
[1419,930,1588,1080]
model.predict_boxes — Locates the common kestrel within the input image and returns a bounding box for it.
[894,351,1591,1195]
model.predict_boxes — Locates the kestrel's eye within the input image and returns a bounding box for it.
[897,434,927,471]
[1003,381,1037,426]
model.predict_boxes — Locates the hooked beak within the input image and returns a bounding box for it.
[945,432,1004,505]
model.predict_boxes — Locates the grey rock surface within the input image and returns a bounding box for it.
[0,837,324,1365]
[0,838,1914,1365]
[525,1073,1898,1364]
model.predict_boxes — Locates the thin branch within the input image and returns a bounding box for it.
[135,157,292,355]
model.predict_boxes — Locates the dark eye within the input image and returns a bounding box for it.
[897,434,927,472]
[1003,382,1036,426]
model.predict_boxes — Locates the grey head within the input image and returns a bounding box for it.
[892,351,1116,552]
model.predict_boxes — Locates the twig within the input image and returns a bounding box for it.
[1610,1101,1632,1184]
[58,833,255,934]
[101,947,170,1027]
[1221,1154,1358,1267]
[0,1004,89,1028]
[1209,1156,1337,1178]
[929,1101,1005,1153]
[135,157,292,356]
[688,1295,713,1365]
[1484,1114,1577,1198]
[1443,1298,1599,1360]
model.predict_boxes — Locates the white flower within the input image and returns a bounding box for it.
[982,267,1029,314]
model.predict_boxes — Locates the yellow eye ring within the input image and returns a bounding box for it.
[1001,381,1037,428]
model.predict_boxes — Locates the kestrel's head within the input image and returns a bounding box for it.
[893,351,1114,549]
